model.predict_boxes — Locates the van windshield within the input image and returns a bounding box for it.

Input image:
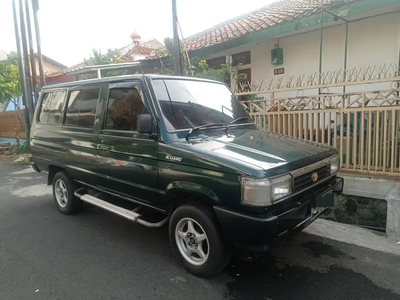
[152,79,252,131]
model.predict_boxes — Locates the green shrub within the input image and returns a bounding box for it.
[13,141,28,154]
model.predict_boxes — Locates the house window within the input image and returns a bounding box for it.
[106,88,147,131]
[38,90,66,125]
[232,51,251,66]
[206,56,226,69]
[64,88,100,128]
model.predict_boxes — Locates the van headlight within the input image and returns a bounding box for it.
[330,155,340,175]
[241,174,293,206]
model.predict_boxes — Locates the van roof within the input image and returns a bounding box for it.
[42,74,223,90]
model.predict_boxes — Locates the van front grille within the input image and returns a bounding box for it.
[293,165,330,192]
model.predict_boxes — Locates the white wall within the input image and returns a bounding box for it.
[0,49,7,61]
[204,12,400,98]
[34,58,64,76]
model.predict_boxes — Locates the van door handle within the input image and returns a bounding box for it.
[98,145,111,151]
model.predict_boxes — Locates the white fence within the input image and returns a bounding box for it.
[238,64,400,177]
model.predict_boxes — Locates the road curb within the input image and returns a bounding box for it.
[304,219,400,256]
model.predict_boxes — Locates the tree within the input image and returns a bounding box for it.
[189,58,247,87]
[84,48,125,66]
[191,59,229,83]
[81,48,126,79]
[6,51,18,65]
[153,38,179,75]
[0,52,22,109]
[0,52,24,145]
[157,38,246,85]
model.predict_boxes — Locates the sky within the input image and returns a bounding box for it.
[0,0,276,67]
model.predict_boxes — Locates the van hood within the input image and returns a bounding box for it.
[165,129,337,177]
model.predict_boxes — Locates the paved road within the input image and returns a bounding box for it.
[0,162,399,300]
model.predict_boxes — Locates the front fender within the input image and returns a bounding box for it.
[165,181,220,204]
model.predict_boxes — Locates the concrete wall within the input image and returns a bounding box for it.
[341,174,400,241]
[204,12,400,98]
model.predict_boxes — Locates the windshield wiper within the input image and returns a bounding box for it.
[229,116,250,125]
[225,117,251,133]
[186,123,225,141]
[185,118,251,141]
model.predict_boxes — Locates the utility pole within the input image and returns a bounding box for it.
[12,0,31,142]
[18,0,34,125]
[172,0,183,76]
[32,0,45,87]
[318,9,324,96]
[25,0,39,103]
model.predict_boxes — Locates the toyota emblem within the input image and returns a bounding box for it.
[311,172,319,182]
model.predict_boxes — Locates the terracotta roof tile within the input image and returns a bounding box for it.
[185,0,357,51]
[123,45,154,58]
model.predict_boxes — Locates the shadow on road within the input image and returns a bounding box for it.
[65,203,400,300]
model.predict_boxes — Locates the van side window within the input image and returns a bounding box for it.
[38,91,65,125]
[38,93,52,123]
[106,88,147,131]
[64,88,100,128]
[47,91,65,125]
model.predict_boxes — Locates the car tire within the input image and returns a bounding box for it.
[169,203,230,278]
[52,171,82,215]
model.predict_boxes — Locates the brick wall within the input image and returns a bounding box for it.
[0,110,26,139]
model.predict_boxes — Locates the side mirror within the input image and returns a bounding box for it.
[137,114,152,134]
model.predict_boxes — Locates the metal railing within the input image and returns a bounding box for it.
[231,63,400,95]
[239,69,400,177]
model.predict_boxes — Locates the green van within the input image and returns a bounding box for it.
[30,75,343,277]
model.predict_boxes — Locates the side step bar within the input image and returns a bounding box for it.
[74,188,169,228]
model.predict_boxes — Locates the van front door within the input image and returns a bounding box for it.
[96,84,159,207]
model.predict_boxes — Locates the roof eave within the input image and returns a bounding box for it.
[188,0,400,57]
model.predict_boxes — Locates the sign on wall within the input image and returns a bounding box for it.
[274,68,285,75]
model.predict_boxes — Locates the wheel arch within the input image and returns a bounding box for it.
[164,182,220,215]
[47,165,66,185]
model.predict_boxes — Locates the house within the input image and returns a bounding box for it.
[35,54,67,77]
[46,31,164,83]
[3,54,67,111]
[184,0,400,97]
[120,30,164,62]
[33,54,73,85]
[182,0,400,181]
[0,49,66,82]
[0,49,7,61]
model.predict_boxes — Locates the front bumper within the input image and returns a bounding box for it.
[214,177,343,252]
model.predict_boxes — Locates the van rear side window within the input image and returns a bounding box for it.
[38,91,66,125]
[64,88,100,128]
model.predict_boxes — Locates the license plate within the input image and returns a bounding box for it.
[311,187,335,220]
[311,206,325,220]
[316,189,335,208]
